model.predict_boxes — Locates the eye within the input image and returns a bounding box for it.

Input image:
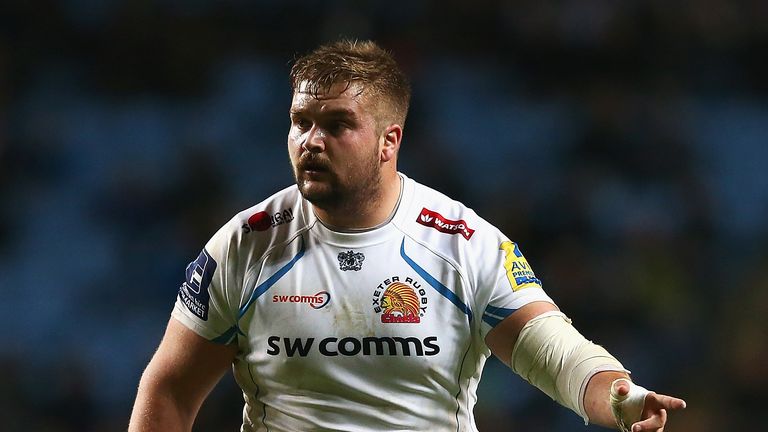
[293,117,312,131]
[326,120,349,135]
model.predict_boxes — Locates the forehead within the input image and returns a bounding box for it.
[290,81,372,116]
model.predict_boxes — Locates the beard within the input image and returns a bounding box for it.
[292,149,382,211]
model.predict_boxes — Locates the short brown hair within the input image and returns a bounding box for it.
[290,39,411,128]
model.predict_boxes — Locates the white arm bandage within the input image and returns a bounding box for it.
[508,311,628,423]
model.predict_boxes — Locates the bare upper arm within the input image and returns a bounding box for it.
[137,317,239,417]
[484,300,559,364]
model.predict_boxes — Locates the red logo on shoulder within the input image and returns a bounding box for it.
[416,208,475,240]
[243,208,295,233]
[248,211,272,231]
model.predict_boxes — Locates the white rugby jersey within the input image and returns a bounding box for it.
[173,173,554,432]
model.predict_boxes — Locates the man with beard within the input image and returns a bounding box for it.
[129,40,685,432]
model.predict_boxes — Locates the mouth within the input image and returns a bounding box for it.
[302,166,327,173]
[297,157,331,174]
[300,166,328,177]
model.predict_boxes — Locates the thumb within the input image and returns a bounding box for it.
[611,378,631,400]
[610,379,650,432]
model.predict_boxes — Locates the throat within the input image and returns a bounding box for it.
[313,175,403,231]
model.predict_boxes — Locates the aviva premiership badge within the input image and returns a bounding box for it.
[500,241,542,291]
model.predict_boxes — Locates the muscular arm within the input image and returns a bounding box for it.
[485,302,685,430]
[485,301,622,427]
[129,318,238,432]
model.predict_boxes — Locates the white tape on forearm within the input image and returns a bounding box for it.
[509,312,628,423]
[610,378,649,432]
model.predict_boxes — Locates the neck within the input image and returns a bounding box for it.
[312,170,401,230]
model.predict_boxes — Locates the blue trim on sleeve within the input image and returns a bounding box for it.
[399,238,473,322]
[482,304,518,328]
[238,236,306,319]
[485,304,516,317]
[482,314,502,327]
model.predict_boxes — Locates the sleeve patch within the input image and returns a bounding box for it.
[178,249,217,320]
[500,241,542,291]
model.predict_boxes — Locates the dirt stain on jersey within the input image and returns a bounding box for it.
[333,300,374,336]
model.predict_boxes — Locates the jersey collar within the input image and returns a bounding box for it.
[302,173,414,247]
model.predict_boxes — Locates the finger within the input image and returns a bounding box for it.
[646,392,687,410]
[632,425,663,432]
[631,409,666,431]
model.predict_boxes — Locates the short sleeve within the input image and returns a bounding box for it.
[172,221,240,344]
[477,239,555,339]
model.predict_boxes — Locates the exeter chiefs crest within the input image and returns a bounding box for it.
[372,276,428,324]
[338,250,365,271]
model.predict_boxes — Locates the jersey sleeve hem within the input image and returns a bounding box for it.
[480,289,555,330]
[171,303,233,343]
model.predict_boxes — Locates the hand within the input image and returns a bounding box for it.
[611,379,687,432]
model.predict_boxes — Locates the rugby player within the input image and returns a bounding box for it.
[129,40,686,432]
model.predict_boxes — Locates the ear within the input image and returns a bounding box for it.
[380,124,402,163]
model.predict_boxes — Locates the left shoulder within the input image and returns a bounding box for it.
[395,175,506,251]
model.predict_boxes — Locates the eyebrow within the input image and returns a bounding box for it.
[290,107,359,121]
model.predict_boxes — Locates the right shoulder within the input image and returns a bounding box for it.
[173,185,310,338]
[206,184,311,265]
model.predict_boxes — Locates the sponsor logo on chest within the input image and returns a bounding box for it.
[272,291,331,309]
[265,280,440,358]
[266,335,440,357]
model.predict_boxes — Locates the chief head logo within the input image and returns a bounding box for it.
[380,282,421,323]
[372,276,428,323]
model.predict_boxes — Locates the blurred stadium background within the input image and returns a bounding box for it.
[1,1,767,431]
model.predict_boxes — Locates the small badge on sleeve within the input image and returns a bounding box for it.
[500,241,542,291]
[178,249,218,320]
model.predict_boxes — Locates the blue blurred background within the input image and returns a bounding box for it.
[1,1,767,430]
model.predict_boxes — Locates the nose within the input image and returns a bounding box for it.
[302,126,326,153]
